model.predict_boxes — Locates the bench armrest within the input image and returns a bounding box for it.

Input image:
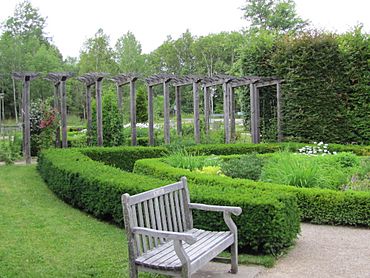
[189,203,242,216]
[131,227,197,245]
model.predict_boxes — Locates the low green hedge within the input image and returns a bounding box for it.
[37,148,300,255]
[186,142,370,156]
[82,146,167,171]
[134,158,370,226]
[37,149,166,224]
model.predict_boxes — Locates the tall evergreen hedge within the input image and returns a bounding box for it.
[238,29,370,144]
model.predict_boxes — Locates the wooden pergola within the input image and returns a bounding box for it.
[172,75,203,143]
[12,72,39,164]
[110,73,139,146]
[45,72,74,148]
[202,74,234,143]
[77,72,108,146]
[202,75,283,144]
[228,76,283,143]
[145,74,176,145]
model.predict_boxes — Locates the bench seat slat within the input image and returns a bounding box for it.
[135,229,232,271]
[142,229,209,266]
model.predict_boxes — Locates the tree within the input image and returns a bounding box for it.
[2,0,48,42]
[115,31,145,73]
[193,32,243,76]
[78,28,118,74]
[0,0,63,120]
[242,0,308,33]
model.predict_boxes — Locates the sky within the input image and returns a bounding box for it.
[0,0,369,59]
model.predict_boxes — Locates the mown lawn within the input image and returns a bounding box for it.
[0,165,274,277]
[0,165,135,278]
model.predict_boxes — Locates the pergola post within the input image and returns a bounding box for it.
[96,77,104,146]
[230,85,236,142]
[23,77,31,163]
[0,93,4,124]
[163,80,170,144]
[13,72,39,164]
[276,82,283,142]
[130,80,137,146]
[46,73,73,148]
[148,86,154,146]
[175,86,182,136]
[117,84,123,114]
[250,83,260,144]
[86,85,93,145]
[60,78,68,148]
[193,82,200,144]
[223,82,230,143]
[203,86,210,136]
[53,84,61,147]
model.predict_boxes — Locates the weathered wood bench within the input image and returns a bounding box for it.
[121,177,242,277]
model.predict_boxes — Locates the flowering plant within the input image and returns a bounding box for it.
[298,141,337,156]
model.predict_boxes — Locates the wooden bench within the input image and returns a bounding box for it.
[121,177,242,277]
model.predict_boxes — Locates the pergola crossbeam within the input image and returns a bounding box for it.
[145,74,176,86]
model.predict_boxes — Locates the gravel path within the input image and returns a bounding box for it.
[196,223,370,278]
[257,223,370,278]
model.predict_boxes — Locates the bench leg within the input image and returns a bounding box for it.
[129,262,138,278]
[181,266,191,278]
[230,241,238,274]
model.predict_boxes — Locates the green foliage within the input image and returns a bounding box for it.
[221,153,264,180]
[83,146,166,172]
[164,149,220,171]
[78,28,118,74]
[133,144,370,226]
[260,152,362,189]
[237,28,369,144]
[91,91,124,147]
[115,31,145,73]
[272,32,351,143]
[29,100,58,155]
[338,26,370,144]
[242,0,308,33]
[136,88,148,123]
[0,133,21,164]
[38,147,300,255]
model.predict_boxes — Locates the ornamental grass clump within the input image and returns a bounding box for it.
[260,152,361,189]
[164,149,220,171]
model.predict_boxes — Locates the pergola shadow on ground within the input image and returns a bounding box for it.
[6,71,282,163]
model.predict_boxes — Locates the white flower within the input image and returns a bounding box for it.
[333,151,337,155]
[313,141,317,144]
[318,141,323,146]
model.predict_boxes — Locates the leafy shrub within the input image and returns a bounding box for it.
[0,133,21,164]
[91,91,124,147]
[30,100,58,155]
[221,153,264,180]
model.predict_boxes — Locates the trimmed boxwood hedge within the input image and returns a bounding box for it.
[186,142,370,156]
[134,158,370,226]
[82,146,167,172]
[37,147,300,255]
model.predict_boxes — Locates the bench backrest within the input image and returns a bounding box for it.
[122,177,192,257]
